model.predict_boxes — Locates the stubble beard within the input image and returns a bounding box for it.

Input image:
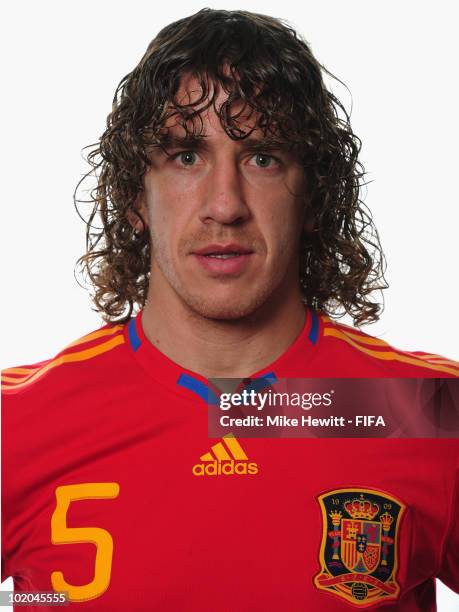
[177,277,279,321]
[150,241,285,323]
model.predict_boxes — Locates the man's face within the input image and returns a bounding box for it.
[136,76,306,320]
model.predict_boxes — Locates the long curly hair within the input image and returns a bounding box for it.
[75,8,387,326]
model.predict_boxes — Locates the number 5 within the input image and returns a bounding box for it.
[51,483,120,602]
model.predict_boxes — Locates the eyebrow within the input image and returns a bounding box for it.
[154,133,291,153]
[156,134,208,150]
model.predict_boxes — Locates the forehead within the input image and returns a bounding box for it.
[162,72,260,137]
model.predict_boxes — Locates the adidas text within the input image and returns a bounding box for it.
[192,460,259,476]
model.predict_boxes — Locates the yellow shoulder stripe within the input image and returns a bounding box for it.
[2,325,123,379]
[64,324,124,349]
[323,327,459,376]
[329,328,391,348]
[321,313,459,371]
[407,353,459,367]
[3,366,45,375]
[320,315,400,348]
[2,333,125,391]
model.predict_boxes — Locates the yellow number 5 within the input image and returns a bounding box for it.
[51,483,120,602]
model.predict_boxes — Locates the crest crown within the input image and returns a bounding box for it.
[344,495,379,520]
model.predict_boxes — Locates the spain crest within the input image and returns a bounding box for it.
[314,488,405,607]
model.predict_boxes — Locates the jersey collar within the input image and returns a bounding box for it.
[125,305,322,401]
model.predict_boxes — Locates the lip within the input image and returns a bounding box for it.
[190,243,255,276]
[192,243,254,256]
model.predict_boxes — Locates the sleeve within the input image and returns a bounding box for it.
[436,451,459,593]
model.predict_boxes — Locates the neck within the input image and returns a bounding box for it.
[141,279,306,379]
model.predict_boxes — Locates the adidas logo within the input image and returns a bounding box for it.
[192,433,258,477]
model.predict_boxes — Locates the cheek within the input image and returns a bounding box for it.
[263,206,302,257]
[147,197,190,260]
[145,195,169,256]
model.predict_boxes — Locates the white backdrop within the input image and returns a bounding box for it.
[1,1,458,609]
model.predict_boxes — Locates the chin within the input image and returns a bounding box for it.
[182,290,270,322]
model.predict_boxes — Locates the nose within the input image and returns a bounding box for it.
[199,157,250,226]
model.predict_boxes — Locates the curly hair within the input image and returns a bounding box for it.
[75,8,387,326]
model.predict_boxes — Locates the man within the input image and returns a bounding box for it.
[2,8,458,611]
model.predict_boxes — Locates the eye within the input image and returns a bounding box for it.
[251,153,278,168]
[177,151,197,166]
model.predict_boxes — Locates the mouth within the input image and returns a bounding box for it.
[201,253,244,259]
[191,244,254,275]
[193,244,254,257]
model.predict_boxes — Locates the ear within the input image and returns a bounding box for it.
[127,192,149,233]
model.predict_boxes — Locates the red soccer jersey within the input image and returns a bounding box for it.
[2,307,459,611]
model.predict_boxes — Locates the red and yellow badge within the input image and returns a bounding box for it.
[314,487,405,607]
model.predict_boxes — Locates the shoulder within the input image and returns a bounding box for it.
[1,321,127,396]
[318,313,459,378]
